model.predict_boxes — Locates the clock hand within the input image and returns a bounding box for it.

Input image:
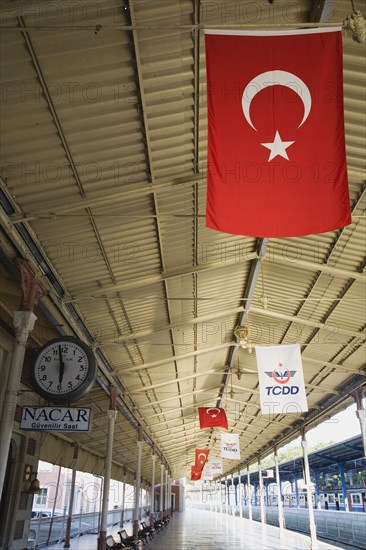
[59,345,65,384]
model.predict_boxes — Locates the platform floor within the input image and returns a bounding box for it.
[47,508,339,549]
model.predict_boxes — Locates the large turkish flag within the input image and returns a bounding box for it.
[205,28,351,237]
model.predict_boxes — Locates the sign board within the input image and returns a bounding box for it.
[209,457,223,475]
[221,433,240,460]
[20,407,93,433]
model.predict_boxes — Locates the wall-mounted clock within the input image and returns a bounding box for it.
[32,336,96,404]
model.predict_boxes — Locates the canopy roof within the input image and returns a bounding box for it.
[0,0,365,485]
[230,435,366,486]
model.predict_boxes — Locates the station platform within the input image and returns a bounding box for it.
[47,508,338,550]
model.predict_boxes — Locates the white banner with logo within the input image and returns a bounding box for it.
[209,457,223,475]
[255,343,308,414]
[203,468,213,481]
[221,433,240,460]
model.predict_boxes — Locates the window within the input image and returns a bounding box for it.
[34,488,48,506]
[351,493,361,505]
[328,494,335,504]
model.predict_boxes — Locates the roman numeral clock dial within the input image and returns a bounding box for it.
[32,337,96,404]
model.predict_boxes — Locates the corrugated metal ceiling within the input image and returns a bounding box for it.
[0,0,365,483]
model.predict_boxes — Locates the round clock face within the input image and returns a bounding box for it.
[32,337,96,404]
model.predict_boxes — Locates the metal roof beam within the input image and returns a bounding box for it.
[121,344,361,376]
[100,304,365,344]
[130,368,226,394]
[10,169,364,224]
[136,385,224,409]
[63,253,257,299]
[310,0,336,22]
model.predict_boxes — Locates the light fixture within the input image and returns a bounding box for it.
[24,464,32,482]
[26,472,42,494]
[233,325,253,353]
[343,10,366,43]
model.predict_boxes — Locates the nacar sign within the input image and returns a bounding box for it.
[20,407,92,433]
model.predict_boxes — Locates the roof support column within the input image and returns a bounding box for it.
[352,389,366,458]
[0,260,43,498]
[339,464,349,512]
[247,466,252,521]
[133,428,143,539]
[238,470,242,518]
[64,443,79,548]
[219,478,223,513]
[274,446,285,534]
[150,452,156,526]
[231,474,235,514]
[314,469,321,510]
[265,480,269,506]
[164,468,169,515]
[258,458,266,524]
[226,475,230,512]
[169,473,172,514]
[97,388,117,550]
[301,429,319,549]
[234,475,238,508]
[160,463,164,516]
[294,476,299,507]
[119,467,127,528]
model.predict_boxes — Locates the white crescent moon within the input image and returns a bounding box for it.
[198,452,207,462]
[206,407,220,415]
[242,70,312,131]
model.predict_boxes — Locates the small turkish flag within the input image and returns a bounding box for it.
[191,465,202,481]
[198,407,228,430]
[195,448,210,471]
[205,28,351,237]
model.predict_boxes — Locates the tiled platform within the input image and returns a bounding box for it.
[47,508,338,549]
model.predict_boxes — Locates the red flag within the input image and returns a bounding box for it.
[198,407,228,430]
[205,28,351,237]
[191,465,202,480]
[195,448,210,471]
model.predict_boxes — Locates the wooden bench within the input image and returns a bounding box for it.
[140,521,155,539]
[118,530,138,549]
[106,535,124,549]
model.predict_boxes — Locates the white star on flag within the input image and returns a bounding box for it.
[261,131,295,161]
